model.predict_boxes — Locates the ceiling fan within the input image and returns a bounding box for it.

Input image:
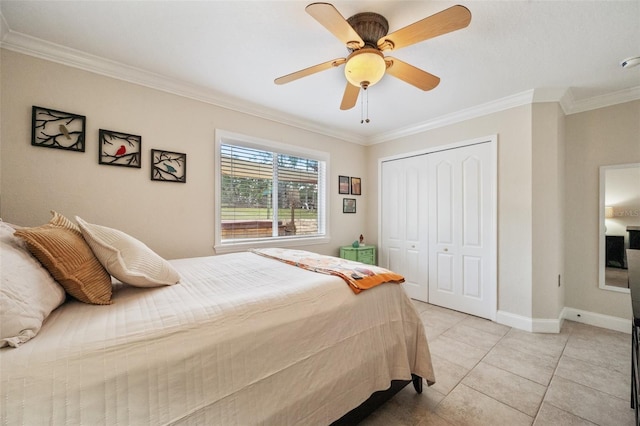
[274,2,472,111]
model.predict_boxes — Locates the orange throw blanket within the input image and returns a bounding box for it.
[250,248,405,294]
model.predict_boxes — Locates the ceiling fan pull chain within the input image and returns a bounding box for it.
[360,86,364,124]
[360,86,371,124]
[365,86,370,123]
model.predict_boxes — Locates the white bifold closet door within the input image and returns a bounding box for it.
[427,143,495,319]
[380,155,429,301]
[380,141,495,320]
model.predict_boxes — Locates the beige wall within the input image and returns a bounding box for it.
[0,50,368,259]
[366,100,639,325]
[564,100,640,320]
[531,103,565,320]
[365,105,535,320]
[3,48,638,326]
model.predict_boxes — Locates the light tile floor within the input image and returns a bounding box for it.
[361,301,636,426]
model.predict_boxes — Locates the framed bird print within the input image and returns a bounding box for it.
[151,149,186,183]
[31,106,86,152]
[98,129,141,168]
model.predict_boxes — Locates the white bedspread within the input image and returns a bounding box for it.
[1,252,434,425]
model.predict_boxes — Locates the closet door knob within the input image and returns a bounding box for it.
[444,248,448,252]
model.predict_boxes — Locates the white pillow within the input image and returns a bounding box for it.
[75,217,180,287]
[0,221,66,348]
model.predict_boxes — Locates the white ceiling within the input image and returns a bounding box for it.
[1,1,639,144]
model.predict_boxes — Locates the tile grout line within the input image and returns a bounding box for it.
[554,352,632,403]
[417,302,634,425]
[530,323,573,425]
[531,325,621,426]
[428,318,537,420]
[461,324,543,422]
[443,320,570,422]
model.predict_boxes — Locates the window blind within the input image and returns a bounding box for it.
[220,143,325,241]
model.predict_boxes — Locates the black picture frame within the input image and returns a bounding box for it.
[339,175,350,194]
[151,149,187,183]
[351,177,361,195]
[99,129,141,168]
[343,198,356,213]
[31,106,86,152]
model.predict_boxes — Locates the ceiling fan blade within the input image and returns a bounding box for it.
[385,58,440,91]
[377,5,471,51]
[274,58,346,85]
[340,82,360,110]
[306,3,364,50]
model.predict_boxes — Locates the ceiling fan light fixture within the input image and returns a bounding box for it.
[344,48,386,88]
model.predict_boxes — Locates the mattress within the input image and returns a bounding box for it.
[1,251,434,425]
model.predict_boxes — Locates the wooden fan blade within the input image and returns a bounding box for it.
[306,3,364,50]
[340,82,360,110]
[385,58,440,91]
[275,58,346,85]
[378,5,471,51]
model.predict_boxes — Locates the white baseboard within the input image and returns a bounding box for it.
[562,307,632,334]
[496,310,533,332]
[532,318,563,334]
[497,308,631,334]
[496,310,562,333]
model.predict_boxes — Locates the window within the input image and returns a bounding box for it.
[215,131,328,251]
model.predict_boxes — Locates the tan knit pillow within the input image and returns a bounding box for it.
[14,211,112,305]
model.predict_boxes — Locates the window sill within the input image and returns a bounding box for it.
[214,235,331,254]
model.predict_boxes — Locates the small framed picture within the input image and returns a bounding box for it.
[350,177,361,195]
[339,175,350,194]
[151,149,187,183]
[31,106,86,152]
[99,129,141,168]
[343,198,356,213]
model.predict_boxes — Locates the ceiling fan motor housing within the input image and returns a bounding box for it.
[347,12,389,51]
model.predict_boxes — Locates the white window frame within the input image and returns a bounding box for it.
[214,130,330,253]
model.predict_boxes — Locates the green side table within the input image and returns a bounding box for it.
[339,245,377,265]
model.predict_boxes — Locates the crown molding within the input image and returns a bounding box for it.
[564,86,640,115]
[1,27,637,147]
[368,90,538,145]
[0,29,366,145]
[532,87,572,114]
[367,85,640,145]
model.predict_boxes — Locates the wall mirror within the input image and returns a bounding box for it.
[599,163,640,292]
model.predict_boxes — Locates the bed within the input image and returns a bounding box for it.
[1,214,434,425]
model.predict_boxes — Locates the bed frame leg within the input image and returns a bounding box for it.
[411,374,423,394]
